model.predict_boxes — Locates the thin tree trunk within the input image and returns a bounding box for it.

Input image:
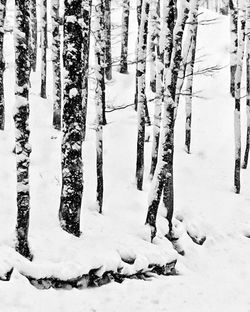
[229,0,238,97]
[59,0,84,237]
[135,0,150,191]
[82,0,92,141]
[40,0,47,98]
[185,0,199,153]
[51,0,61,130]
[104,0,112,80]
[146,0,190,241]
[234,0,245,194]
[134,0,142,111]
[119,0,130,73]
[30,0,37,72]
[0,0,6,131]
[14,0,32,260]
[243,1,250,169]
[95,1,104,213]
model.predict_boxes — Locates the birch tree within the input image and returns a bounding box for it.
[14,0,33,260]
[104,0,112,80]
[119,0,130,73]
[243,0,250,169]
[95,1,104,213]
[229,0,238,97]
[134,0,142,110]
[135,0,150,191]
[40,0,47,98]
[0,0,6,131]
[234,0,246,194]
[146,0,190,241]
[150,0,176,179]
[59,0,84,237]
[51,0,61,130]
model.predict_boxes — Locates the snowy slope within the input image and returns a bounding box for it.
[1,2,250,312]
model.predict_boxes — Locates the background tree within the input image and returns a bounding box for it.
[135,0,150,191]
[0,0,7,130]
[104,0,112,80]
[51,0,61,130]
[59,0,84,237]
[40,0,47,98]
[119,0,130,73]
[30,0,37,72]
[229,0,238,97]
[14,0,32,260]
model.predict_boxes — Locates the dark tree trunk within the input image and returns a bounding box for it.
[14,0,33,260]
[59,0,85,237]
[40,0,47,98]
[229,0,238,97]
[0,0,6,131]
[134,0,142,111]
[51,0,61,130]
[104,0,112,80]
[95,1,104,213]
[119,0,130,74]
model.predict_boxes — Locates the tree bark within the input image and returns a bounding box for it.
[104,0,112,80]
[134,0,142,111]
[229,0,238,97]
[135,0,150,191]
[59,0,85,237]
[95,1,104,213]
[30,0,37,72]
[40,0,47,98]
[146,0,190,241]
[234,0,245,194]
[0,0,6,131]
[14,0,32,260]
[51,0,61,130]
[119,0,130,73]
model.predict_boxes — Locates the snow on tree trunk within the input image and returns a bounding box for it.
[135,0,150,191]
[82,0,92,141]
[59,0,85,237]
[0,0,6,131]
[95,1,104,213]
[148,0,159,93]
[14,0,32,260]
[51,0,61,130]
[134,0,142,111]
[184,0,199,154]
[150,0,176,180]
[30,0,37,72]
[146,0,190,241]
[119,0,130,74]
[229,0,238,97]
[243,0,250,169]
[234,0,246,194]
[104,0,112,80]
[40,0,47,98]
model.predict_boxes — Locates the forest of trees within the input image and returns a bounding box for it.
[0,0,249,285]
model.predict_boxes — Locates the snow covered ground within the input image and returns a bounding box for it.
[1,2,250,311]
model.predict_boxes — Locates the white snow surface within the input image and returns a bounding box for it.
[1,2,250,312]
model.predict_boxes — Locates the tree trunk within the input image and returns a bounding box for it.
[0,0,6,131]
[146,0,190,241]
[59,0,85,237]
[51,0,61,130]
[135,0,150,191]
[104,0,112,80]
[119,0,130,74]
[234,0,245,194]
[229,0,238,97]
[82,0,92,141]
[95,1,104,213]
[30,0,37,72]
[40,0,47,98]
[185,0,199,154]
[243,1,250,169]
[134,0,142,111]
[14,0,32,260]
